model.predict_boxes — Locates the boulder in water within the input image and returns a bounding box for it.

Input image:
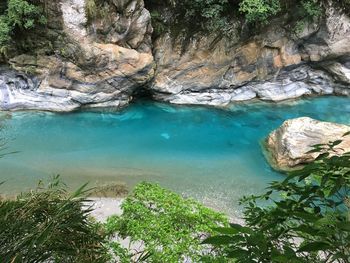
[266,117,350,170]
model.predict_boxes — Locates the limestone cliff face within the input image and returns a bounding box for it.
[0,0,350,111]
[0,0,155,111]
[151,1,350,106]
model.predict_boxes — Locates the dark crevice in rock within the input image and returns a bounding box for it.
[132,85,154,101]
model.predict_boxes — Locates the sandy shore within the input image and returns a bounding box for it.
[89,197,245,225]
[88,198,124,222]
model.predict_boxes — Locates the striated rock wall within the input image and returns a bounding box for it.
[0,0,349,111]
[0,0,154,111]
[151,1,350,106]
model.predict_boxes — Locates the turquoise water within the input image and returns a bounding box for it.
[0,97,350,215]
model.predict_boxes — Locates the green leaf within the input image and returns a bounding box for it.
[293,225,318,236]
[69,182,90,199]
[202,235,233,245]
[337,222,350,231]
[331,140,343,147]
[271,254,294,262]
[343,131,350,137]
[306,148,324,154]
[298,241,331,252]
[229,223,253,234]
[227,249,251,259]
[293,211,319,222]
[213,227,239,235]
[315,152,330,160]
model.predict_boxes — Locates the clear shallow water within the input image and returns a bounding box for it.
[0,96,350,216]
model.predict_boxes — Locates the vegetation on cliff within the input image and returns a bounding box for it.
[0,0,347,61]
[0,0,46,53]
[145,0,347,36]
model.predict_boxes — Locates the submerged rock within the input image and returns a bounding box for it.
[89,183,129,198]
[266,117,350,170]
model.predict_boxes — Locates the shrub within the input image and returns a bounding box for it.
[7,0,46,29]
[86,0,97,18]
[150,10,167,37]
[301,0,323,18]
[0,176,108,263]
[0,0,46,51]
[0,16,11,52]
[85,0,110,23]
[239,0,281,23]
[293,0,323,34]
[173,0,229,20]
[205,138,350,262]
[105,182,228,262]
[145,0,232,35]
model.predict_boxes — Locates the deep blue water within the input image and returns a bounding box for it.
[0,96,350,215]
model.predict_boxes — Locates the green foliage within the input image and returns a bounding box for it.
[86,0,98,19]
[85,0,110,23]
[0,176,108,263]
[0,16,11,48]
[7,0,46,29]
[301,0,323,18]
[105,182,228,262]
[146,0,329,35]
[178,0,230,31]
[239,0,281,23]
[145,0,233,35]
[293,0,323,34]
[0,0,46,51]
[150,10,167,37]
[205,139,350,262]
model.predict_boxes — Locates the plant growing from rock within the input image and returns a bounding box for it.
[0,0,46,51]
[145,0,233,35]
[239,0,281,23]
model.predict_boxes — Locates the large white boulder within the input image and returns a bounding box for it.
[266,117,350,170]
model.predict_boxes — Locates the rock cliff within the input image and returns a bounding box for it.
[0,0,154,111]
[266,117,350,170]
[151,1,350,106]
[0,0,349,111]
